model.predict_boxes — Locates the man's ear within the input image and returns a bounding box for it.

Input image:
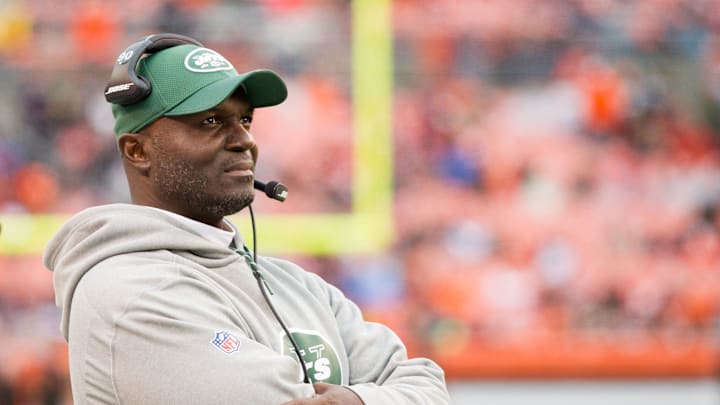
[117,133,151,175]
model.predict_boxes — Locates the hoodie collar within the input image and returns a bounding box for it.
[145,206,242,248]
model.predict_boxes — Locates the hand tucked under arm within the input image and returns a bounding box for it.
[280,383,365,405]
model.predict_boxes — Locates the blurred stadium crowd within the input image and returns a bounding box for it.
[1,0,720,403]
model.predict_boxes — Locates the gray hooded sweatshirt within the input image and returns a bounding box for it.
[43,204,450,404]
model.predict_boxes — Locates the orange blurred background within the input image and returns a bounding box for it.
[1,0,720,403]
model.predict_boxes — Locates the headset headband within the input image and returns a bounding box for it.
[104,33,203,105]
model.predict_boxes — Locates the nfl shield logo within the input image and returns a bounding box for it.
[211,331,241,354]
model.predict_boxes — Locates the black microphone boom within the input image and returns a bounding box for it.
[254,179,288,202]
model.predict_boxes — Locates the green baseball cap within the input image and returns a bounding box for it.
[110,44,287,136]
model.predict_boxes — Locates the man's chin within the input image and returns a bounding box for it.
[212,193,255,217]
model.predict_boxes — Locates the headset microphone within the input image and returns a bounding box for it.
[253,179,288,202]
[247,179,309,383]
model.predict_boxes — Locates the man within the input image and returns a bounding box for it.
[43,34,450,404]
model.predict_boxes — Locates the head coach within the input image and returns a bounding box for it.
[43,33,450,404]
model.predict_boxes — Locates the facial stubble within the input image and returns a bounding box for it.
[150,138,255,219]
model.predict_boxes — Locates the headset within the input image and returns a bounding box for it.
[104,33,203,105]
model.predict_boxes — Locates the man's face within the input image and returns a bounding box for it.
[142,91,258,224]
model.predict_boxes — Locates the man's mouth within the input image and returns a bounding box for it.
[224,162,254,177]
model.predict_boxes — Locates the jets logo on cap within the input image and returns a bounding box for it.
[184,48,235,73]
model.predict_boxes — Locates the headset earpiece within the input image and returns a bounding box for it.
[104,33,203,105]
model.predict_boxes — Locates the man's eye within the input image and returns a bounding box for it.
[240,116,253,125]
[203,116,221,126]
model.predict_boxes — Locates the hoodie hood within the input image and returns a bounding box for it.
[43,203,239,339]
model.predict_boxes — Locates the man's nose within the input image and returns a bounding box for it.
[225,119,255,151]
